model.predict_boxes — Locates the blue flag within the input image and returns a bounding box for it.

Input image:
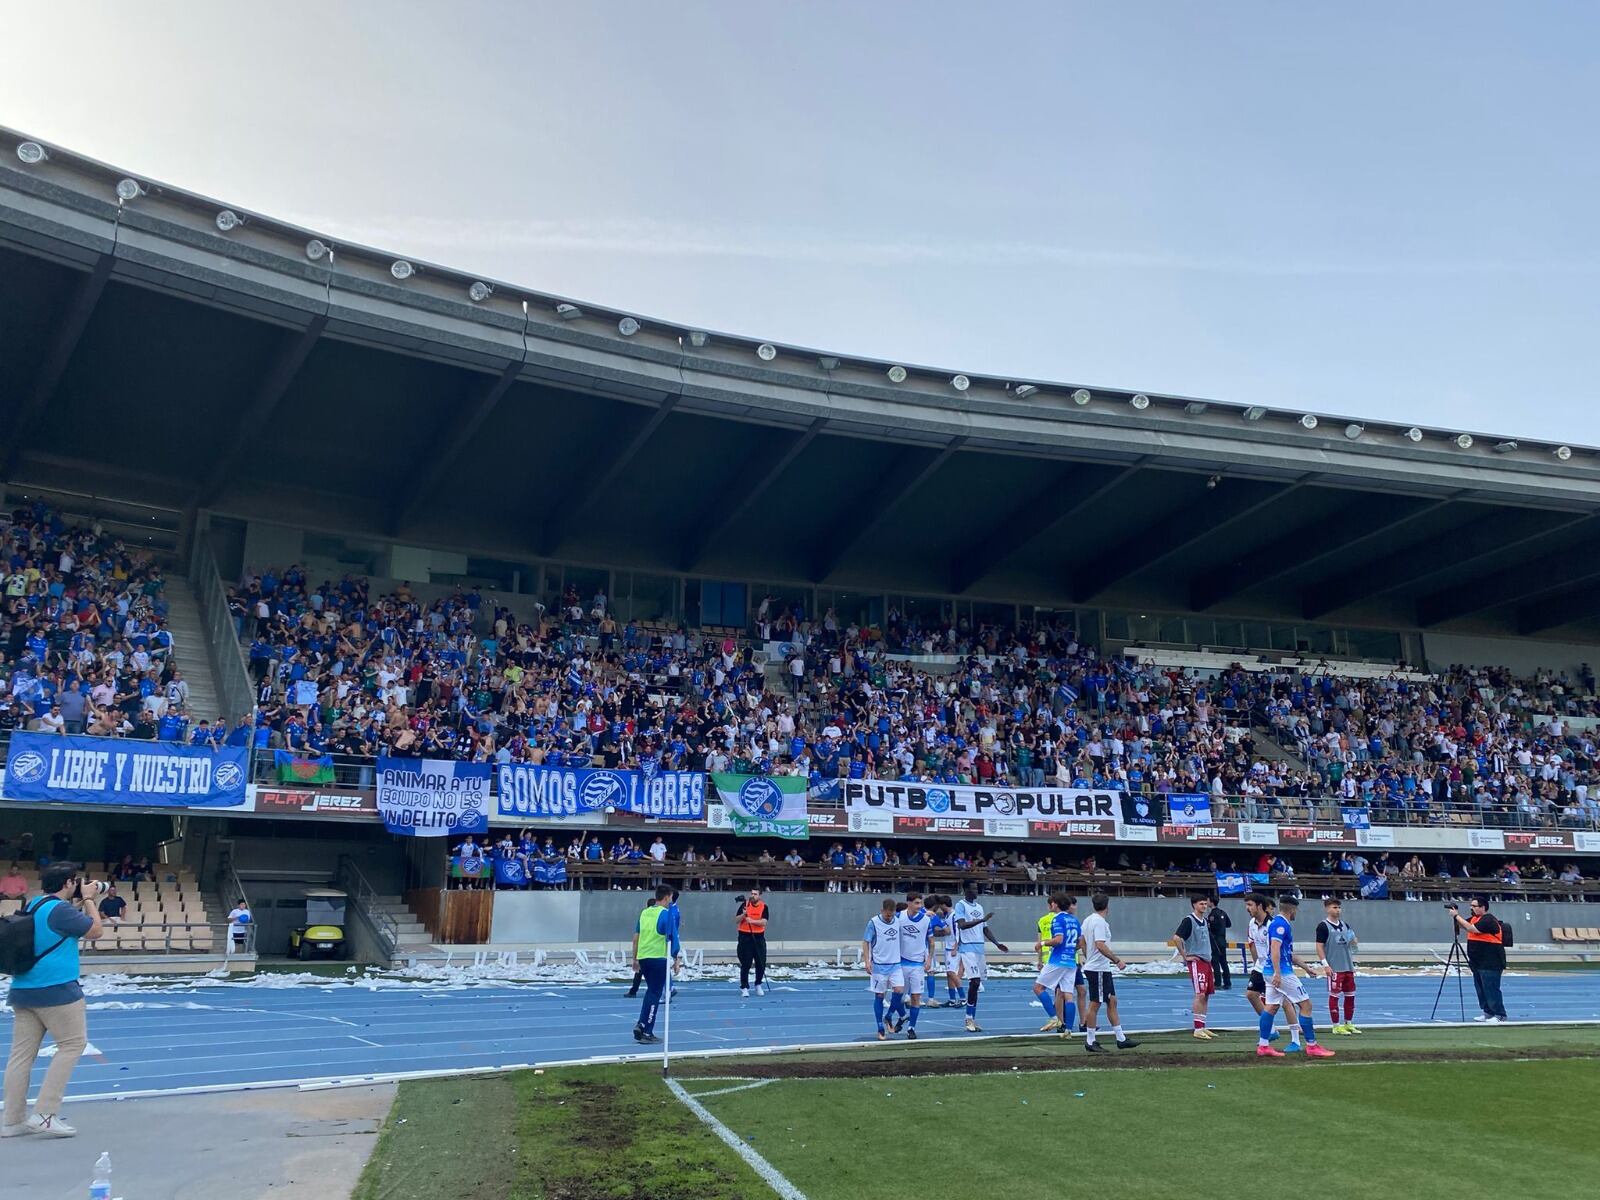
[1167,793,1212,827]
[1341,807,1372,830]
[493,858,527,888]
[1358,872,1389,899]
[1215,871,1248,896]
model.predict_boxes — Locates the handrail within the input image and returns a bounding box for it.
[337,853,399,960]
[189,533,256,728]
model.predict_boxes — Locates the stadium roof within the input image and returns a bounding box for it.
[3,126,1600,642]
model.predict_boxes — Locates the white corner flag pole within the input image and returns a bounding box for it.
[661,956,673,1076]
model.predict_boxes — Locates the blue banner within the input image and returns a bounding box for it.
[1358,872,1389,899]
[1341,807,1372,830]
[1167,793,1212,827]
[497,762,705,821]
[492,857,527,888]
[3,731,247,808]
[1215,871,1248,896]
[1120,792,1158,827]
[377,756,491,836]
[533,858,569,886]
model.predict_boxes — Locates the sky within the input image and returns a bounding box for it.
[4,2,1598,443]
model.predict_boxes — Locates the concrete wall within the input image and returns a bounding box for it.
[1423,631,1596,681]
[489,889,1600,949]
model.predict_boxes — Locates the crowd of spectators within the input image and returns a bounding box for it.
[222,562,1600,832]
[0,502,235,747]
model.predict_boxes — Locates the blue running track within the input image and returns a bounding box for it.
[6,971,1600,1104]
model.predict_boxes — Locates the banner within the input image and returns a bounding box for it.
[1215,871,1248,896]
[376,756,490,836]
[274,750,335,785]
[842,780,1125,836]
[1166,794,1212,827]
[712,774,808,838]
[1358,872,1389,900]
[3,731,247,808]
[497,763,704,821]
[292,680,319,707]
[493,857,527,888]
[1119,792,1158,828]
[449,855,486,880]
[1341,807,1371,830]
[533,858,569,886]
[252,787,376,817]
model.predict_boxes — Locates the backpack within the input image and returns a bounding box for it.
[1499,918,1513,949]
[0,899,67,979]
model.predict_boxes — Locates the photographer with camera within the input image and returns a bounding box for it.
[2,863,107,1139]
[1448,897,1508,1024]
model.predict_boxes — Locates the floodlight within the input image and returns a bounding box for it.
[1184,401,1208,415]
[555,303,583,320]
[1130,394,1151,410]
[16,141,47,165]
[1344,424,1363,439]
[886,365,907,383]
[686,330,709,348]
[618,316,641,336]
[1555,445,1573,461]
[817,356,840,371]
[951,374,970,392]
[758,343,779,362]
[1071,389,1091,405]
[305,239,330,261]
[1299,414,1318,430]
[1404,427,1423,442]
[1242,406,1268,421]
[1493,440,1518,454]
[1455,434,1474,449]
[390,260,415,280]
[468,281,493,303]
[115,178,143,202]
[215,209,242,232]
[1013,384,1038,398]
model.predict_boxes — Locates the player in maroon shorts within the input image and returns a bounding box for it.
[1172,895,1217,1039]
[1315,897,1361,1034]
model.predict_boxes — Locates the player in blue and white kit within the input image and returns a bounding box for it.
[1031,893,1081,1036]
[953,882,1009,1033]
[1265,896,1335,1058]
[863,896,907,1041]
[891,892,935,1039]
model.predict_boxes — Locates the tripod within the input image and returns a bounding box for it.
[1429,918,1468,1022]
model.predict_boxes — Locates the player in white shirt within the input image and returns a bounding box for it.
[1243,893,1286,1046]
[952,882,1009,1033]
[862,896,907,1041]
[1078,893,1139,1052]
[891,892,935,1039]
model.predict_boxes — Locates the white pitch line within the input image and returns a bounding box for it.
[348,1035,383,1048]
[691,1078,780,1098]
[665,1077,807,1200]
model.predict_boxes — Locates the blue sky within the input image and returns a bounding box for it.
[5,3,1597,442]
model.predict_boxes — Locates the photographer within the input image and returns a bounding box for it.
[1449,897,1508,1023]
[2,863,106,1139]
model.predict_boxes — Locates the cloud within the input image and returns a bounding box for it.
[274,212,1599,278]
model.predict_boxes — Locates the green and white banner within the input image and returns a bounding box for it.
[711,773,809,838]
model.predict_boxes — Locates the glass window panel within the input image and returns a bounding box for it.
[1158,616,1187,644]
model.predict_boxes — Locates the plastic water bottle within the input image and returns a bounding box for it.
[90,1151,112,1200]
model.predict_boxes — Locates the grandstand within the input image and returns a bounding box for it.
[4,126,1600,1200]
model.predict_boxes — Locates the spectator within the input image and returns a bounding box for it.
[0,865,26,914]
[98,885,127,925]
[2,861,107,1139]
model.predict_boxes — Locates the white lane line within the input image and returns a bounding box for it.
[691,1079,780,1098]
[348,1036,383,1048]
[665,1076,807,1200]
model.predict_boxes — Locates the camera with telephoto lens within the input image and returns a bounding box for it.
[73,878,109,902]
[1444,903,1459,912]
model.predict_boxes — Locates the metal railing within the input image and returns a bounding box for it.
[454,859,1600,901]
[189,533,257,728]
[337,853,399,961]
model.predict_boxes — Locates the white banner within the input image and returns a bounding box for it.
[1576,831,1600,853]
[841,780,1135,836]
[376,756,490,837]
[1237,823,1280,845]
[1467,828,1506,851]
[1356,827,1397,848]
